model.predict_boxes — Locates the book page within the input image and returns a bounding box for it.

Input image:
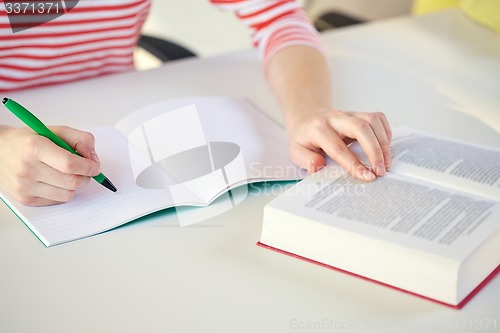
[272,165,500,260]
[351,127,500,201]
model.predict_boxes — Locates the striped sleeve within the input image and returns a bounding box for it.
[0,0,150,92]
[210,0,325,67]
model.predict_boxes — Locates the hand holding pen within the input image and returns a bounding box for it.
[1,98,117,206]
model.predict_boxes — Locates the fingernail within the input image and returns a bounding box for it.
[307,158,323,174]
[376,162,386,176]
[361,169,376,181]
[384,153,391,169]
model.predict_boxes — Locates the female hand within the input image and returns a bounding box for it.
[0,125,101,206]
[265,45,392,180]
[287,109,392,181]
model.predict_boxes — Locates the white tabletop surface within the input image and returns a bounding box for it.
[1,9,499,333]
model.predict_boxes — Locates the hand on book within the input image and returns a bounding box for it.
[0,125,101,206]
[287,110,392,181]
[265,45,391,180]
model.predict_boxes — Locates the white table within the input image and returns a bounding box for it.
[1,9,498,333]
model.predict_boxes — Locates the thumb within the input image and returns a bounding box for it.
[50,126,100,164]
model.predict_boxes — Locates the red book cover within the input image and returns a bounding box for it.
[257,241,500,309]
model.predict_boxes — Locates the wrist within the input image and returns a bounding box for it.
[285,105,332,134]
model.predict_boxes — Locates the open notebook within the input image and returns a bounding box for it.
[1,96,306,247]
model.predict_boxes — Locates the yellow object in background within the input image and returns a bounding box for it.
[413,0,459,14]
[413,0,500,32]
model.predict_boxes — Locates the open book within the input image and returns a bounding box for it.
[0,96,306,247]
[259,127,500,308]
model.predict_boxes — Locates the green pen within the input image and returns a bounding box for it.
[2,97,117,193]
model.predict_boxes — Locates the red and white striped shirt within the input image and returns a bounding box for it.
[0,0,323,92]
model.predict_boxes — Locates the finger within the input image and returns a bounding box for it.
[35,162,92,191]
[289,143,326,174]
[17,194,70,207]
[355,127,386,176]
[25,181,76,205]
[379,115,392,168]
[378,112,392,142]
[30,135,101,177]
[329,116,386,177]
[51,126,100,163]
[16,195,62,207]
[352,112,392,169]
[16,150,92,191]
[315,127,376,182]
[10,177,77,206]
[368,113,392,168]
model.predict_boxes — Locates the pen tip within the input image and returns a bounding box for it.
[2,97,8,104]
[101,178,118,193]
